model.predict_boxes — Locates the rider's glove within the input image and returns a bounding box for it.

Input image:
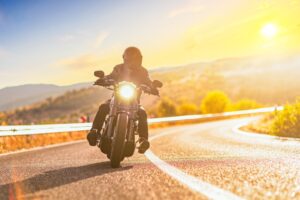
[151,87,159,96]
[94,78,107,86]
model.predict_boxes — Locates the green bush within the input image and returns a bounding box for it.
[271,99,300,137]
[178,102,199,115]
[0,112,7,125]
[230,99,262,111]
[200,91,230,114]
[156,98,177,117]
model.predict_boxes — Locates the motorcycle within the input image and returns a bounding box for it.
[93,70,163,168]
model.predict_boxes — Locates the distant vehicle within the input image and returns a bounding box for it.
[93,70,163,167]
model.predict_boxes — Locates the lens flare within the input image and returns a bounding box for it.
[119,83,135,99]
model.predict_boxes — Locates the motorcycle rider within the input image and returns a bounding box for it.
[87,47,158,153]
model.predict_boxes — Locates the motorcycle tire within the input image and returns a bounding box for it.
[110,113,128,168]
[123,141,135,157]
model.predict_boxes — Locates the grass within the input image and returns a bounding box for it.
[243,99,300,138]
[0,131,86,154]
[242,113,274,135]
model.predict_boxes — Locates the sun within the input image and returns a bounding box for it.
[261,23,278,39]
[261,23,278,38]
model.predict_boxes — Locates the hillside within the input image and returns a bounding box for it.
[2,54,300,125]
[0,82,91,111]
[152,55,300,105]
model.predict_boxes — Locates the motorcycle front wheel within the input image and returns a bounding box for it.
[110,113,128,168]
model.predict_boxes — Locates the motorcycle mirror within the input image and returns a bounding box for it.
[152,80,163,88]
[94,70,105,78]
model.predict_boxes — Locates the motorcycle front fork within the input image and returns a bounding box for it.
[127,119,137,142]
[100,115,137,144]
[96,116,110,145]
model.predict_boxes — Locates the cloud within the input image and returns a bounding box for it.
[57,54,100,69]
[59,29,92,43]
[59,34,76,43]
[55,49,120,71]
[94,31,110,48]
[168,1,203,18]
[59,31,109,48]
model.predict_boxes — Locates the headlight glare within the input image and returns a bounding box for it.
[119,83,135,99]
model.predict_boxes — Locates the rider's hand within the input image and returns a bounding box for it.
[151,87,159,96]
[94,78,107,86]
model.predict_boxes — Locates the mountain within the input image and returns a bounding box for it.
[0,82,92,111]
[2,54,300,125]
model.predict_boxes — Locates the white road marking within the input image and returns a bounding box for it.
[145,129,244,200]
[232,123,300,142]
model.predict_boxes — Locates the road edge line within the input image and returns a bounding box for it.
[145,129,244,200]
[232,123,300,142]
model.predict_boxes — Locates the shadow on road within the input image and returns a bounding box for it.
[0,161,132,199]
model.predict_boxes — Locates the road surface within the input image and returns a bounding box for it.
[0,117,300,199]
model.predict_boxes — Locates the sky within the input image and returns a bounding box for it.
[0,0,300,88]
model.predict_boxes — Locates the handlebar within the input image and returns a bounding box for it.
[94,78,159,96]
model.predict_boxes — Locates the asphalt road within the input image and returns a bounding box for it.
[0,117,300,200]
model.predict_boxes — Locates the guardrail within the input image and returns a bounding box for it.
[0,106,283,136]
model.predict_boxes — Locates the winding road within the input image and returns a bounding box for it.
[1,117,300,199]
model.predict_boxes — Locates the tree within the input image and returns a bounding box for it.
[178,102,198,115]
[156,98,177,117]
[230,99,262,111]
[0,112,7,125]
[200,91,230,114]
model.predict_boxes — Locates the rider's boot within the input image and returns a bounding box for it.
[137,137,150,154]
[87,129,98,146]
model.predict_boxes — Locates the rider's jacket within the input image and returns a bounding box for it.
[106,64,153,87]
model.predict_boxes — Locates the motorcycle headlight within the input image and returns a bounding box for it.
[118,82,136,100]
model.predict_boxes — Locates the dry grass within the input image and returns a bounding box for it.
[0,131,87,154]
[242,114,274,135]
[243,100,300,139]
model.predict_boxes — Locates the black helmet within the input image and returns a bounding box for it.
[123,46,142,61]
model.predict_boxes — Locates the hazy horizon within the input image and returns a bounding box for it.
[2,50,300,90]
